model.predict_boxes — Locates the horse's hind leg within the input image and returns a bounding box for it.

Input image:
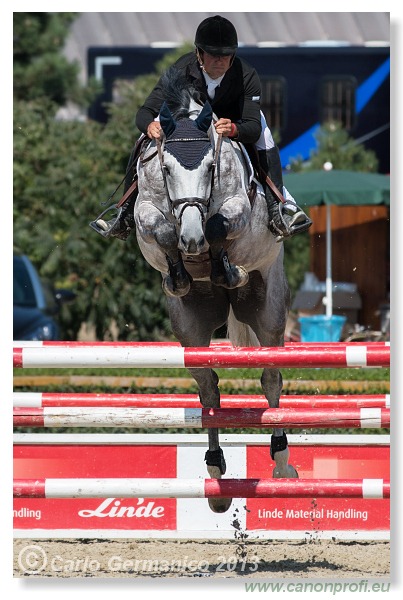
[257,272,298,478]
[261,366,298,479]
[230,270,298,479]
[166,286,232,513]
[187,366,232,513]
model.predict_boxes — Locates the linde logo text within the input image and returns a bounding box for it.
[78,498,165,518]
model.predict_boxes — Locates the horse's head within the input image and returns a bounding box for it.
[159,101,215,255]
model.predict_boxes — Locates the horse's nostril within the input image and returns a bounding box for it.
[180,235,206,253]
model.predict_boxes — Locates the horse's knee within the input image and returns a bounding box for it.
[205,213,229,245]
[154,222,178,252]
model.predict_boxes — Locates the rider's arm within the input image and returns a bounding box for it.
[135,81,165,135]
[232,64,262,144]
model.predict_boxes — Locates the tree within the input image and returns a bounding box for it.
[13,12,100,109]
[13,40,193,340]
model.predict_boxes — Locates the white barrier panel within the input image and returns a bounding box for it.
[13,434,390,541]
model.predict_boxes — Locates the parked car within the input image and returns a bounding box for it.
[13,254,75,340]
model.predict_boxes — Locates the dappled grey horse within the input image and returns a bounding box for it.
[134,70,298,513]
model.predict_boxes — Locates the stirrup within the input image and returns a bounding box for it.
[89,204,131,241]
[269,203,312,243]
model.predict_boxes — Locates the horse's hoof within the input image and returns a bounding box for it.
[206,464,232,512]
[208,498,232,513]
[162,275,191,297]
[211,265,249,289]
[206,452,226,477]
[272,465,299,478]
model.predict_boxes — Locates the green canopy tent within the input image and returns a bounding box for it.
[283,169,390,317]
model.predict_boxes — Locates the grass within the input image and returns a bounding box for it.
[14,366,390,381]
[13,366,390,436]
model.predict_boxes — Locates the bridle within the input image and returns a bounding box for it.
[152,127,223,224]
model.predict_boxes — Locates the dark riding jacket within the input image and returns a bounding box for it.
[135,52,262,145]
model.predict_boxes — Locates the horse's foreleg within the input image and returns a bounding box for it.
[135,203,191,297]
[187,367,223,463]
[154,224,192,297]
[205,199,250,289]
[205,214,249,289]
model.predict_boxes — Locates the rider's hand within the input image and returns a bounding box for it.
[214,118,238,138]
[147,122,162,139]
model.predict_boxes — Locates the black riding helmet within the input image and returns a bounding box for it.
[195,15,238,55]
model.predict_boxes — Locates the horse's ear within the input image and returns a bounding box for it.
[195,101,213,133]
[159,102,176,137]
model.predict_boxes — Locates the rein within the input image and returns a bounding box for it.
[117,146,159,208]
[111,136,156,208]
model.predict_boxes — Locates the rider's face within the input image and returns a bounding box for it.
[200,52,232,79]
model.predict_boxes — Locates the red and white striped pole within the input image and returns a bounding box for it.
[13,477,390,499]
[13,407,390,429]
[12,341,390,347]
[13,392,390,409]
[13,344,390,368]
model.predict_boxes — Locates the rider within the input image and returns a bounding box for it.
[95,14,312,243]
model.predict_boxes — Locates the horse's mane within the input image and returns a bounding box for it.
[160,66,201,120]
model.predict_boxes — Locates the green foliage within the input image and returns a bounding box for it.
[16,366,390,383]
[13,13,101,108]
[13,40,193,340]
[13,95,172,340]
[14,13,76,57]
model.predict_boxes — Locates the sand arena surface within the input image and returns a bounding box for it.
[13,537,390,580]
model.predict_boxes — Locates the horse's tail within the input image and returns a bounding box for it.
[227,307,260,347]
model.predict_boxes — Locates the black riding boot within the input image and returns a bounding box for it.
[258,148,312,242]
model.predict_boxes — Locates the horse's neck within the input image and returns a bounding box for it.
[138,143,171,212]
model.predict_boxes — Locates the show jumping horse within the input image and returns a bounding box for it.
[133,68,298,513]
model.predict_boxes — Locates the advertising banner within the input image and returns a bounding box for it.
[13,434,389,539]
[246,445,389,532]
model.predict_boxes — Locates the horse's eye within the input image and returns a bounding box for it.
[164,165,170,176]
